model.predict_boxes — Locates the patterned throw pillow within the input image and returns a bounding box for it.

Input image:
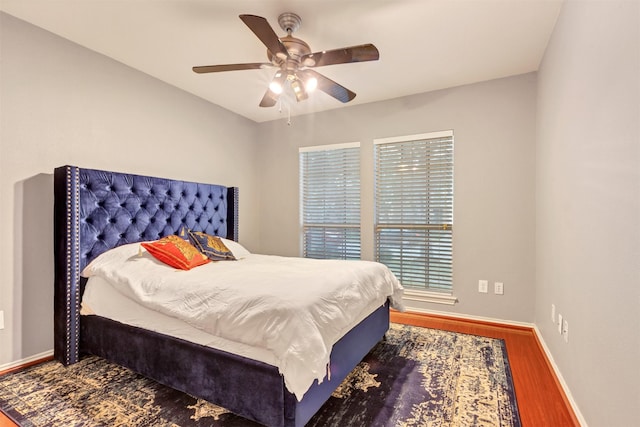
[176,225,190,241]
[141,235,210,270]
[188,231,236,261]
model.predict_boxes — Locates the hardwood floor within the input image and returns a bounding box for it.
[0,415,14,427]
[0,312,580,426]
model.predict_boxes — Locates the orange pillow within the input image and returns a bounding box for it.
[141,235,210,270]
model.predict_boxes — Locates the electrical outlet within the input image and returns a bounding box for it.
[557,314,563,334]
[0,310,4,330]
[494,282,504,295]
[563,319,569,343]
[478,280,488,293]
[551,304,556,323]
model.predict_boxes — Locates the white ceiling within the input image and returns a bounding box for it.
[0,0,563,123]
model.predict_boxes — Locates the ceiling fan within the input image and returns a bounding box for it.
[193,13,380,107]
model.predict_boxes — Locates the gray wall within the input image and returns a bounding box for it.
[256,73,537,323]
[0,13,261,365]
[535,1,639,426]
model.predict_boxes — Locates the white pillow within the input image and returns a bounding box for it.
[81,242,143,277]
[220,238,251,260]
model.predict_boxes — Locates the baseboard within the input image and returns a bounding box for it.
[0,350,54,374]
[398,306,536,329]
[533,326,588,427]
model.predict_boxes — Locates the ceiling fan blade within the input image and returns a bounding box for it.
[259,88,279,107]
[192,63,271,73]
[301,69,356,103]
[239,14,290,60]
[301,44,379,67]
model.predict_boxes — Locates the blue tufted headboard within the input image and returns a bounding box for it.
[53,165,238,365]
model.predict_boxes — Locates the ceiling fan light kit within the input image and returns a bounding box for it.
[193,12,379,108]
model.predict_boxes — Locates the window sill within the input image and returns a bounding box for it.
[402,289,458,306]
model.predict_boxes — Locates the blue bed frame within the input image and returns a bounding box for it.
[53,165,389,427]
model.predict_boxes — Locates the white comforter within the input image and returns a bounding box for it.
[81,242,404,400]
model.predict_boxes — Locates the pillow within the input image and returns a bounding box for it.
[81,242,142,277]
[188,231,236,261]
[176,224,190,241]
[220,237,251,260]
[141,235,210,270]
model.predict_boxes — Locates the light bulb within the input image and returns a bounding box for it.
[269,71,284,94]
[269,81,283,94]
[290,78,308,101]
[305,77,318,92]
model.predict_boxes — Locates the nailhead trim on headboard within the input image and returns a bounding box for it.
[72,167,81,364]
[59,165,81,365]
[231,187,239,241]
[64,167,72,365]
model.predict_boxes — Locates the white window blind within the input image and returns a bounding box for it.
[375,131,453,292]
[300,143,361,259]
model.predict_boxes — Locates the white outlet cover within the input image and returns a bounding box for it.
[0,310,4,330]
[494,282,504,295]
[563,319,569,343]
[478,280,488,293]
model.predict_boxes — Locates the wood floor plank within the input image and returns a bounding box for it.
[1,312,580,426]
[0,415,15,427]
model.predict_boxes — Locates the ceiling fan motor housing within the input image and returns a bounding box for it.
[268,12,310,70]
[269,35,311,65]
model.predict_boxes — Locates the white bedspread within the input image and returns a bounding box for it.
[82,242,404,400]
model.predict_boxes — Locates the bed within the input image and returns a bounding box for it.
[53,165,401,427]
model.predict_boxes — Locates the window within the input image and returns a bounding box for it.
[299,143,360,259]
[375,131,453,292]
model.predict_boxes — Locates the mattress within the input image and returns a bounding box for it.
[81,274,386,369]
[82,275,278,366]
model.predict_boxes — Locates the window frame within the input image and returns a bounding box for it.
[299,142,361,260]
[374,130,454,295]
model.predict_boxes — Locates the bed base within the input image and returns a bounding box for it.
[80,302,389,427]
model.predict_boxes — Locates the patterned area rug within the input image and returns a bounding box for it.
[0,324,520,427]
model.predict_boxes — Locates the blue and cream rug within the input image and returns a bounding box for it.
[0,324,520,426]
